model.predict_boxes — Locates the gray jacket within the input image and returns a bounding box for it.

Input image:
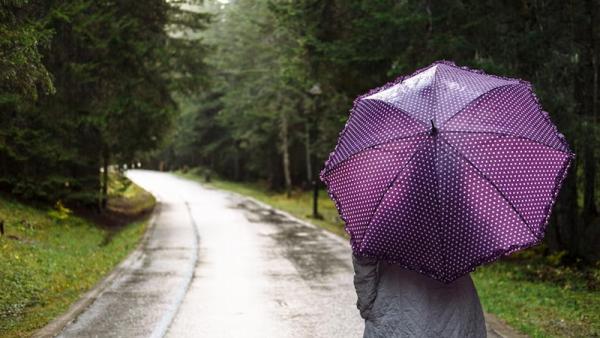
[352,254,487,338]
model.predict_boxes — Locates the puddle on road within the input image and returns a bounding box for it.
[231,198,350,281]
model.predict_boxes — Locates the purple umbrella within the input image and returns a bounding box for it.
[320,60,574,283]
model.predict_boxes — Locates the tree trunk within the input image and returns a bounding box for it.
[554,160,580,254]
[583,0,598,220]
[233,145,240,181]
[583,131,597,220]
[101,147,109,211]
[305,121,312,186]
[280,110,292,197]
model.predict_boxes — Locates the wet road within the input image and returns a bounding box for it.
[59,170,363,338]
[57,170,508,338]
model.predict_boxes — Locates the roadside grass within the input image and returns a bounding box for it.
[107,170,156,216]
[0,173,154,337]
[178,169,599,338]
[472,257,599,337]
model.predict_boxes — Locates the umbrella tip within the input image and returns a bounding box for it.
[430,119,438,136]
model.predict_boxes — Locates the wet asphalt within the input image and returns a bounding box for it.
[58,170,363,338]
[57,170,505,338]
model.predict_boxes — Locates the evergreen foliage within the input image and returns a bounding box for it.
[1,0,597,260]
[0,0,209,206]
[157,0,599,261]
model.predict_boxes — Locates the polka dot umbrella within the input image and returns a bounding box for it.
[320,60,575,283]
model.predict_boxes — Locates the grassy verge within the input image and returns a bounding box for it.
[0,172,155,337]
[107,170,156,216]
[178,169,599,338]
[472,257,598,337]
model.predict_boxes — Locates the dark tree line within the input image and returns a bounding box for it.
[0,0,597,261]
[156,0,599,261]
[0,0,209,208]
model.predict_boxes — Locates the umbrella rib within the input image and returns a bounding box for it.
[432,64,439,127]
[321,131,429,177]
[432,137,446,278]
[441,130,569,154]
[360,138,431,251]
[431,67,447,277]
[438,135,541,240]
[440,83,519,128]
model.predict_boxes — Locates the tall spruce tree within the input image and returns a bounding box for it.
[0,0,210,207]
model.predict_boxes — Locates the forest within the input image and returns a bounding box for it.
[156,0,599,263]
[1,0,598,270]
[0,0,208,207]
[1,1,599,336]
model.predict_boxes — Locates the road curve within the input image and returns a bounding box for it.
[57,170,511,338]
[58,170,363,338]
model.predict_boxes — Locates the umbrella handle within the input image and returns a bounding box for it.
[430,119,438,136]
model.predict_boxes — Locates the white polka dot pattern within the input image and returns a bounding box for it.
[320,60,574,283]
[326,99,426,170]
[443,83,568,151]
[433,63,516,125]
[324,135,428,250]
[442,133,571,234]
[365,65,437,124]
[365,63,515,126]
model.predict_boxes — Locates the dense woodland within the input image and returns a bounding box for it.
[0,0,208,206]
[1,0,598,262]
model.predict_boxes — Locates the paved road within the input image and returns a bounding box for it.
[57,170,510,338]
[59,170,363,338]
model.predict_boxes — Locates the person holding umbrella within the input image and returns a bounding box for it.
[351,253,485,337]
[321,61,574,337]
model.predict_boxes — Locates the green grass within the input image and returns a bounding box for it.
[107,170,156,215]
[472,259,599,337]
[0,175,154,337]
[178,169,599,338]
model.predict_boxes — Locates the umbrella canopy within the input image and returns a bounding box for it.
[320,60,574,283]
